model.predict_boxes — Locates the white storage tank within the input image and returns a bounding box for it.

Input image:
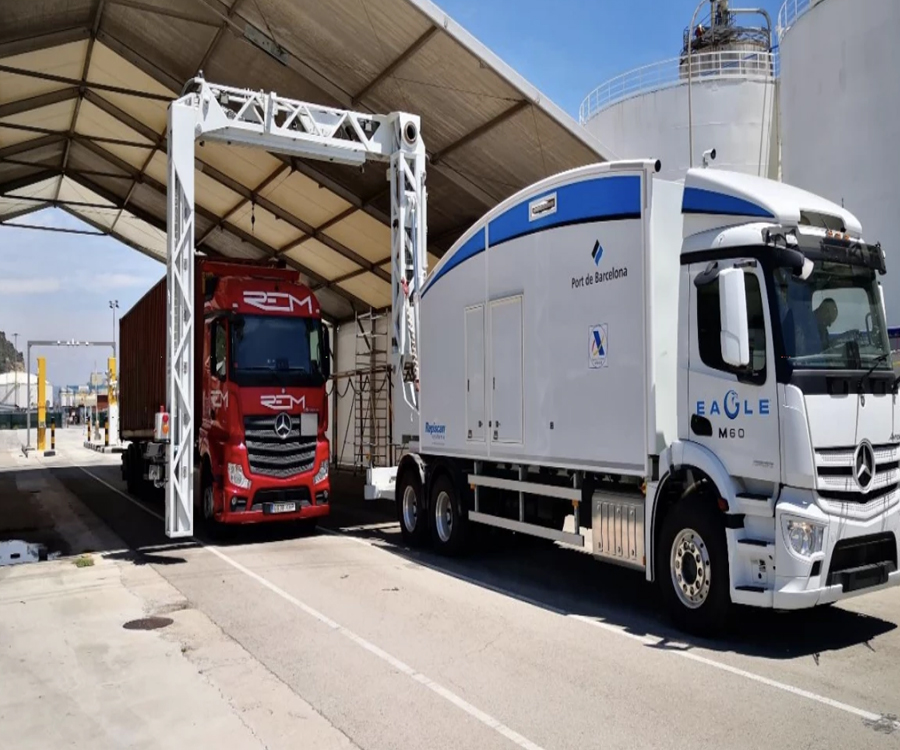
[580,1,778,182]
[0,373,53,409]
[779,0,900,324]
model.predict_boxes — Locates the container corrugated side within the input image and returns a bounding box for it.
[119,275,166,438]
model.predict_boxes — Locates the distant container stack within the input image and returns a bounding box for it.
[580,1,779,182]
[778,0,900,324]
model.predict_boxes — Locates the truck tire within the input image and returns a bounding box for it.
[658,500,731,636]
[396,467,428,547]
[429,474,468,556]
[199,470,222,540]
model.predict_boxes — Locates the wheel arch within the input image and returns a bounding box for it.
[397,452,426,489]
[423,456,467,510]
[648,441,737,582]
[200,452,213,480]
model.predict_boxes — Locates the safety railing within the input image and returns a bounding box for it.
[777,0,816,39]
[579,49,777,124]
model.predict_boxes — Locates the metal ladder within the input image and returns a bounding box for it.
[354,311,391,469]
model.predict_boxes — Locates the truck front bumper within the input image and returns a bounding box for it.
[772,487,900,609]
[219,481,330,524]
[217,443,331,524]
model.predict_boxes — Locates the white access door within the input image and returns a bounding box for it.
[465,305,486,441]
[490,295,523,444]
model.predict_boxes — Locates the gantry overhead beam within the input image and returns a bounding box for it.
[157,76,427,537]
[1,79,399,287]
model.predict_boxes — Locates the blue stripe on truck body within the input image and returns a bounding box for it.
[681,186,774,218]
[422,174,642,296]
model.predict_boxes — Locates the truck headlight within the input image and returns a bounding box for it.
[784,519,825,557]
[313,459,329,485]
[227,462,251,490]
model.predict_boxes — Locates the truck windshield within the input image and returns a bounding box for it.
[772,262,891,371]
[231,315,325,386]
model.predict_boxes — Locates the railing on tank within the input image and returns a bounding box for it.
[777,0,817,39]
[579,49,777,125]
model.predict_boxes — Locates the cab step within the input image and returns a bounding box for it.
[731,492,775,518]
[732,584,774,607]
[737,538,769,547]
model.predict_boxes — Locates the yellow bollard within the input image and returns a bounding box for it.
[44,417,57,457]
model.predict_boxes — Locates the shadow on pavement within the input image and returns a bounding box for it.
[322,495,896,662]
[104,542,199,566]
[38,462,899,661]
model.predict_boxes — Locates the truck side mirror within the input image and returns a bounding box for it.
[322,326,331,381]
[719,267,750,368]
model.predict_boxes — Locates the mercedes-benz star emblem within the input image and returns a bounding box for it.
[854,439,876,493]
[274,412,293,440]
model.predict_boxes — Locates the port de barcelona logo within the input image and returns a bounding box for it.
[571,241,628,290]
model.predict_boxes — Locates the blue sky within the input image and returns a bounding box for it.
[0,212,163,389]
[439,0,785,115]
[0,0,786,387]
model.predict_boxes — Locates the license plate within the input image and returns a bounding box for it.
[265,501,296,514]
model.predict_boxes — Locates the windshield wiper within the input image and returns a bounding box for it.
[858,352,892,391]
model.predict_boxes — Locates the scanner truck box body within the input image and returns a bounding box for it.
[371,159,900,633]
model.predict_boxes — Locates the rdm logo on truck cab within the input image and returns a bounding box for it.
[424,422,446,440]
[261,394,306,411]
[243,291,313,314]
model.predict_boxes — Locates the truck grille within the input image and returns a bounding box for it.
[243,415,317,478]
[815,443,900,505]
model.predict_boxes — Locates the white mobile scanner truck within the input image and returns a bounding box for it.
[370,158,900,634]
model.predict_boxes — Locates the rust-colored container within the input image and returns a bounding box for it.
[119,258,299,440]
[119,273,169,440]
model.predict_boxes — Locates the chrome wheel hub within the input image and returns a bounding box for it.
[670,528,711,609]
[402,485,418,532]
[435,491,453,543]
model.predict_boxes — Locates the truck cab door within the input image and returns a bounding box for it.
[205,320,228,435]
[687,259,780,487]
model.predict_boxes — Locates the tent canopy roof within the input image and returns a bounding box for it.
[1,0,609,321]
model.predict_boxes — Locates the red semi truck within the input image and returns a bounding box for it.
[119,258,332,530]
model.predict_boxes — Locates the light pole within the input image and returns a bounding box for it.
[13,332,19,409]
[109,300,119,358]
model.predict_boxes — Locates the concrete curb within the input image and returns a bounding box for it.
[83,441,124,454]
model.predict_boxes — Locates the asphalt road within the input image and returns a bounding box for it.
[47,459,900,749]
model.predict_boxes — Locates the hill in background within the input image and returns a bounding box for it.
[0,331,24,374]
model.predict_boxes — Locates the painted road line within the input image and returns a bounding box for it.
[75,465,547,750]
[77,466,900,734]
[319,526,900,733]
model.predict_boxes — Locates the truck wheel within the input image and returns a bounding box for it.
[199,471,222,540]
[430,474,468,556]
[122,447,132,489]
[396,467,428,547]
[658,500,731,636]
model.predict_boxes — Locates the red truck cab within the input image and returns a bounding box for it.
[197,262,331,528]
